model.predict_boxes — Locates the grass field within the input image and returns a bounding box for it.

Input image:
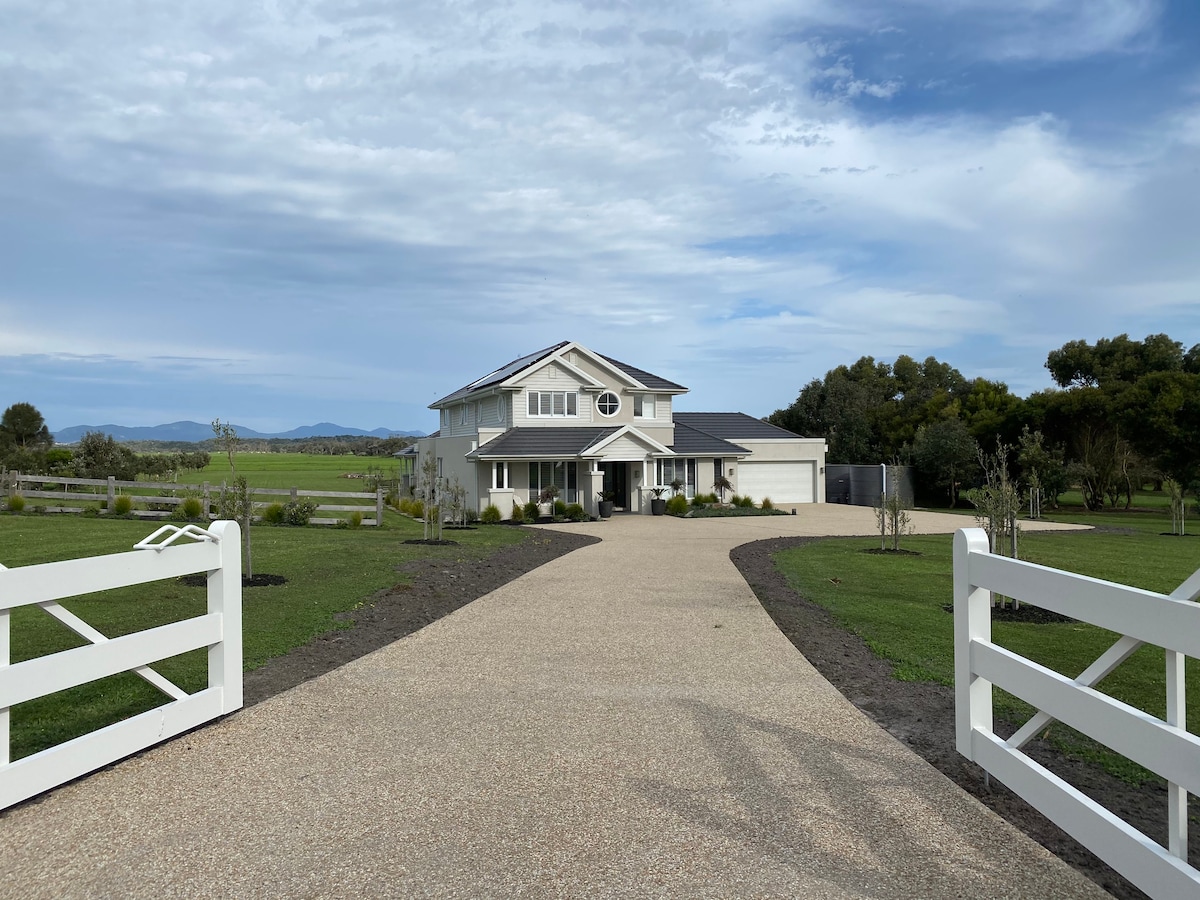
[193,452,404,492]
[773,522,1200,782]
[2,510,525,761]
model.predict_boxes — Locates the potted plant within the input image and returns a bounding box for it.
[538,484,560,518]
[597,490,615,519]
[649,486,668,516]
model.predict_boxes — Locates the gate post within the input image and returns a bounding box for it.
[954,528,993,758]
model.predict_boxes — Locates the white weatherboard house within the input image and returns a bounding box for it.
[415,341,827,518]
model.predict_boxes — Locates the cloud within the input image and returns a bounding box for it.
[0,0,1194,430]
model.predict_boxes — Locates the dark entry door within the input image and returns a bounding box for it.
[601,462,630,510]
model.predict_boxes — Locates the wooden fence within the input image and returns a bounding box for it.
[4,473,384,526]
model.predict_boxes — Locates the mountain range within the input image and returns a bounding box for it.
[54,421,425,444]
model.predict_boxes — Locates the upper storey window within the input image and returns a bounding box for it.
[527,390,578,418]
[633,395,655,418]
[597,392,620,417]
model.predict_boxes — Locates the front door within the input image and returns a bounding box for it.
[600,462,630,510]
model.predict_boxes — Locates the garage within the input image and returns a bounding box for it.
[737,460,815,504]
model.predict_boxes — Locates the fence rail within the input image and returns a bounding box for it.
[4,473,384,526]
[0,521,243,810]
[953,527,1200,899]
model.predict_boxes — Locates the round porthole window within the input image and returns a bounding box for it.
[597,392,620,416]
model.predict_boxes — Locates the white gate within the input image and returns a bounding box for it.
[953,527,1200,899]
[0,521,243,810]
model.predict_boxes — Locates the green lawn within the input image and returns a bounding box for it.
[2,511,525,760]
[773,526,1200,782]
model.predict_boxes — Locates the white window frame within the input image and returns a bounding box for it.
[527,390,578,418]
[492,461,509,489]
[656,457,697,498]
[596,391,620,417]
[528,460,579,503]
[633,395,655,418]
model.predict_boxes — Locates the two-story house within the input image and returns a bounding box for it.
[413,341,826,517]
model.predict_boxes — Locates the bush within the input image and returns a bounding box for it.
[262,503,285,525]
[481,503,502,524]
[112,494,133,516]
[666,494,690,516]
[283,498,318,526]
[761,497,774,510]
[6,494,24,513]
[735,495,755,508]
[179,496,205,521]
[82,504,101,518]
[523,501,540,521]
[564,502,586,522]
[398,497,424,518]
[553,499,567,517]
[348,511,363,528]
[509,502,525,524]
[465,508,479,524]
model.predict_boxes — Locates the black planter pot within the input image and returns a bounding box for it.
[598,500,614,518]
[650,498,667,516]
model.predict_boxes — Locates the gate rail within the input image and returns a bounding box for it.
[0,521,243,810]
[954,527,1200,899]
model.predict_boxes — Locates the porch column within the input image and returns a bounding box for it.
[584,465,603,517]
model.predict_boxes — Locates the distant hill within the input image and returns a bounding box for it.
[54,421,425,444]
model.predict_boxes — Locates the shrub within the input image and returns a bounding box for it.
[262,502,285,525]
[6,494,25,513]
[761,497,774,510]
[523,501,540,521]
[179,496,205,521]
[465,508,479,524]
[666,495,690,516]
[735,495,755,508]
[283,498,318,526]
[112,494,133,516]
[564,502,586,521]
[509,502,525,524]
[553,499,567,517]
[81,504,101,518]
[481,504,502,524]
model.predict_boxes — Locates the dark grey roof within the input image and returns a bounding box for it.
[468,427,621,458]
[597,354,687,392]
[673,412,805,440]
[431,342,569,407]
[669,421,748,456]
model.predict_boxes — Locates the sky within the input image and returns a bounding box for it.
[2,0,1199,435]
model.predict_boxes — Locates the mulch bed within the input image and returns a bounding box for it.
[730,535,1199,900]
[240,528,598,705]
[180,573,287,588]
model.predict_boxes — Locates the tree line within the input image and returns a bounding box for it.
[767,333,1200,510]
[0,406,212,481]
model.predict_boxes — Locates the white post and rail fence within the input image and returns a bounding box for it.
[4,473,385,526]
[954,527,1200,899]
[0,521,243,810]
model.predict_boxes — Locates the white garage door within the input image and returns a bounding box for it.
[738,461,815,504]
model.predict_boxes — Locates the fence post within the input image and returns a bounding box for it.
[1167,648,1188,859]
[107,476,116,511]
[202,481,210,518]
[376,488,383,526]
[954,528,993,759]
[290,487,298,504]
[207,520,243,713]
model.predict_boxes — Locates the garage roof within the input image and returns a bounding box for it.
[673,412,805,440]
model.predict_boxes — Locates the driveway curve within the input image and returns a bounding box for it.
[2,507,1102,899]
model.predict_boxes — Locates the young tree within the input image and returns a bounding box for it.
[873,465,912,551]
[211,418,252,575]
[417,454,442,540]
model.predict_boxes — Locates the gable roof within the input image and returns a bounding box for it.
[669,421,749,456]
[467,427,621,459]
[430,341,686,408]
[596,354,687,392]
[673,412,806,440]
[432,342,569,407]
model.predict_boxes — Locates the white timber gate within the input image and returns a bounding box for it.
[0,521,243,810]
[953,527,1200,899]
